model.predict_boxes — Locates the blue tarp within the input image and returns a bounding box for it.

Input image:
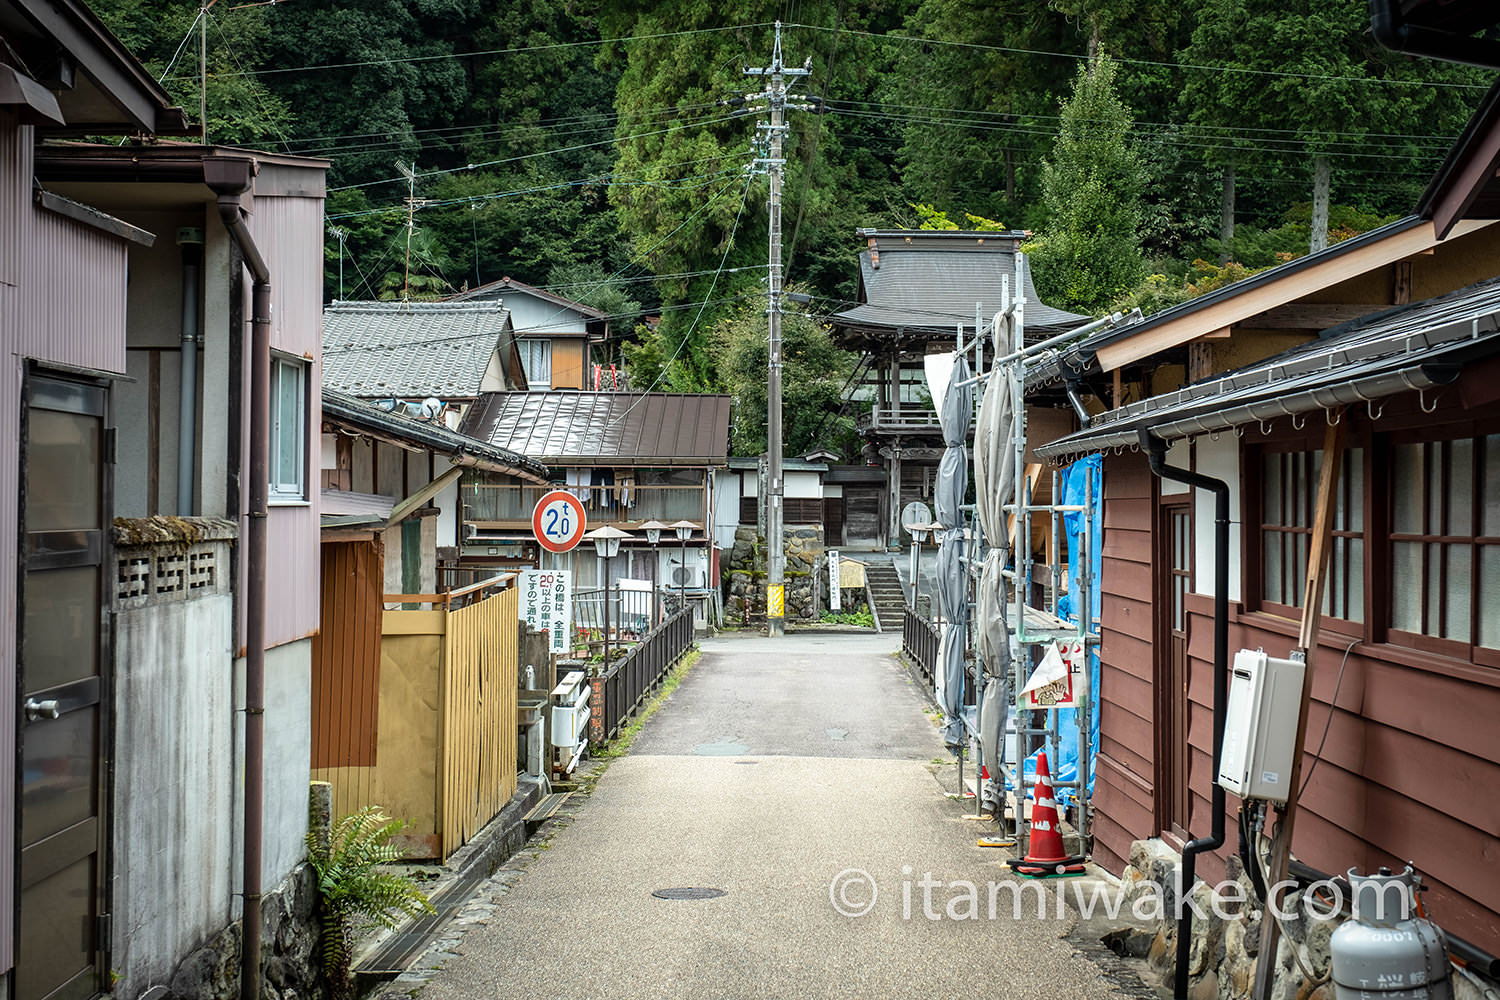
[1024,454,1101,803]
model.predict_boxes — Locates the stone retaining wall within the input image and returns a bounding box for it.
[722,526,825,623]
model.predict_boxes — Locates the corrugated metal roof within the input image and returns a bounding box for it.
[1027,216,1430,388]
[458,392,731,466]
[831,231,1088,337]
[1037,276,1500,460]
[322,388,550,483]
[322,300,512,399]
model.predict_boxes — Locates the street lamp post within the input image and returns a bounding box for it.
[907,520,934,609]
[585,525,632,669]
[637,519,671,628]
[670,520,699,622]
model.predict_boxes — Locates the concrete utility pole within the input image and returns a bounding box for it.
[745,22,809,638]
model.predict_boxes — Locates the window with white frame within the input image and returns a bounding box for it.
[271,356,306,501]
[519,339,552,390]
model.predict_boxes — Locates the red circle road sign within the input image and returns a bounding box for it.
[532,490,587,553]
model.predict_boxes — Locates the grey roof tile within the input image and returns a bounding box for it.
[321,300,511,399]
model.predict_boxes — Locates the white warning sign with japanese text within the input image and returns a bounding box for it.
[520,569,572,654]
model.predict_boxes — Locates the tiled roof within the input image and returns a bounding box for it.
[831,230,1089,339]
[446,275,607,319]
[458,392,731,466]
[322,300,511,399]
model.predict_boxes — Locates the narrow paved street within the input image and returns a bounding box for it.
[409,633,1139,1000]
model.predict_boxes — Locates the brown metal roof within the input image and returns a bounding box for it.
[458,392,731,466]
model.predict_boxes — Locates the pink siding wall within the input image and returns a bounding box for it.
[0,112,132,979]
[236,192,325,650]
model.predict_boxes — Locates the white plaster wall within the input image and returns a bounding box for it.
[233,638,313,897]
[712,470,739,551]
[506,292,587,336]
[1192,434,1243,603]
[112,592,235,998]
[1161,438,1190,496]
[785,470,822,499]
[434,456,457,548]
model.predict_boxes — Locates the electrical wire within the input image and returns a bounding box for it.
[1298,637,1360,799]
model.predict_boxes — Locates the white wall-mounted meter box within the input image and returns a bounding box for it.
[1216,648,1306,804]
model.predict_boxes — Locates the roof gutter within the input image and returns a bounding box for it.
[1370,0,1500,69]
[1038,362,1459,460]
[203,154,271,1000]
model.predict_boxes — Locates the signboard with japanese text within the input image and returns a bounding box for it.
[827,549,842,611]
[520,569,572,654]
[1019,639,1088,710]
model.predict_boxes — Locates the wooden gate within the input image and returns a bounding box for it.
[440,587,519,858]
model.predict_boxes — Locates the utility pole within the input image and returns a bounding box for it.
[744,23,810,638]
[396,161,430,301]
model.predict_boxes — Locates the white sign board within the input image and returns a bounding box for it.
[827,549,841,611]
[521,569,572,653]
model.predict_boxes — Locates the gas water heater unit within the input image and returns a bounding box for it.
[1216,648,1305,804]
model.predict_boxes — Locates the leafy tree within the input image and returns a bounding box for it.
[92,0,292,146]
[714,288,859,457]
[1025,55,1144,314]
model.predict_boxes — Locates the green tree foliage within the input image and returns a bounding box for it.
[1026,55,1144,314]
[714,289,859,457]
[92,0,291,146]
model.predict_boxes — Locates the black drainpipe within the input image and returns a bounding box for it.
[203,156,271,1000]
[1369,0,1500,69]
[1140,429,1228,1000]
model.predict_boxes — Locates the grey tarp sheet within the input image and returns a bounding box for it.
[972,318,1017,805]
[936,355,972,747]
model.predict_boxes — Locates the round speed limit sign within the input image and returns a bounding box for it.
[532,490,587,553]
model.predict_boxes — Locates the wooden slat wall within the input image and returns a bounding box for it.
[440,587,519,859]
[1094,453,1157,874]
[311,541,382,770]
[1178,596,1500,952]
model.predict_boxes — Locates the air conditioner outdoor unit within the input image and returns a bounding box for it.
[671,565,705,588]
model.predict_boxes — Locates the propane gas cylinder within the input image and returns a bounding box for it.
[1330,866,1452,1000]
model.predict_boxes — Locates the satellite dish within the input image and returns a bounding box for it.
[420,397,443,420]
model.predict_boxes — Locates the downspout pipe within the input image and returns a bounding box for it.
[204,157,271,1000]
[1140,429,1228,1000]
[1369,0,1500,69]
[177,228,204,514]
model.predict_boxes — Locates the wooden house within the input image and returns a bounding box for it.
[448,275,612,390]
[1031,81,1500,956]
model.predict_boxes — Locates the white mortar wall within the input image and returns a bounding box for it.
[434,456,457,547]
[113,591,235,999]
[1192,435,1242,603]
[233,638,313,896]
[1161,438,1190,495]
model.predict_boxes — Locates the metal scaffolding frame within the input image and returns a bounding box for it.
[953,255,1119,856]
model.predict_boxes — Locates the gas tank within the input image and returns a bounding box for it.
[1330,866,1452,1000]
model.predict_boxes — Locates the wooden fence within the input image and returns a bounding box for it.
[312,572,519,860]
[589,607,695,744]
[440,586,519,858]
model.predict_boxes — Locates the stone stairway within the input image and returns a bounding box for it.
[863,560,908,633]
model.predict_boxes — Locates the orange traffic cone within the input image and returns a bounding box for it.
[1013,751,1087,877]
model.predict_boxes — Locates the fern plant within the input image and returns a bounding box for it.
[306,806,436,997]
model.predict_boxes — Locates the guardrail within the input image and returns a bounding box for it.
[589,607,695,744]
[903,609,940,691]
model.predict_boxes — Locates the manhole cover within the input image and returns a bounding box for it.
[652,887,727,900]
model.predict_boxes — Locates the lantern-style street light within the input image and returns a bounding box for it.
[670,520,699,620]
[585,525,632,668]
[637,519,671,627]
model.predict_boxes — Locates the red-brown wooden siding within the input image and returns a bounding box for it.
[1095,452,1157,873]
[311,541,383,768]
[1092,450,1500,954]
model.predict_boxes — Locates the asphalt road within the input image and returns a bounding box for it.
[407,632,1138,1000]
